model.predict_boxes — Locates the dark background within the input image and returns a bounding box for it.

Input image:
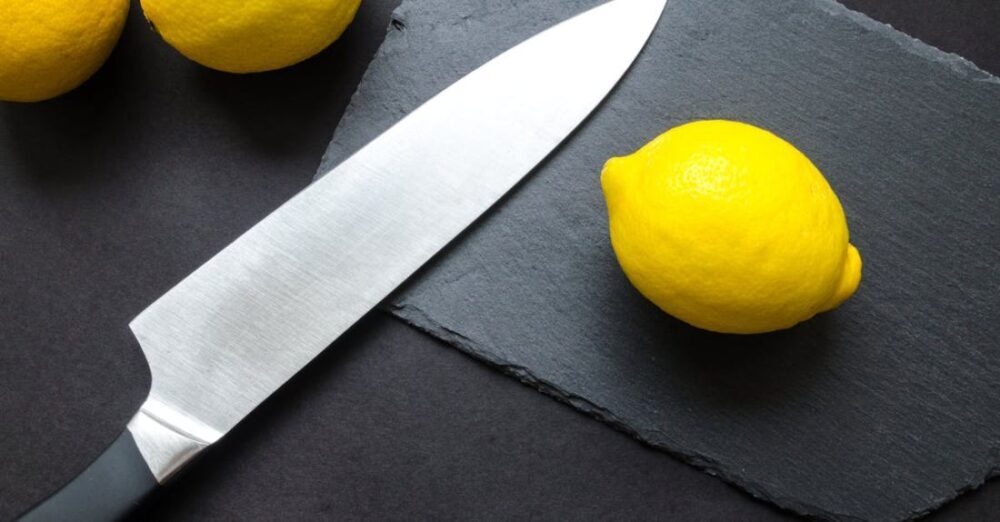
[1,1,996,520]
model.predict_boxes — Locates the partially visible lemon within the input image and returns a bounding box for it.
[140,0,363,73]
[601,120,861,334]
[0,0,130,102]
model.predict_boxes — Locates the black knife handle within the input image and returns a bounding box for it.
[19,429,159,522]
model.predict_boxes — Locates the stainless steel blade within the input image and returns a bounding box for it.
[127,0,667,480]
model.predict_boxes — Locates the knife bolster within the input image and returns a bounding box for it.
[127,397,219,483]
[18,399,217,521]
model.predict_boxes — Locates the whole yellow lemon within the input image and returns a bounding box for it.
[601,120,862,334]
[140,0,363,73]
[0,0,130,102]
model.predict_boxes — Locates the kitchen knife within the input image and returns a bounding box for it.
[19,0,666,519]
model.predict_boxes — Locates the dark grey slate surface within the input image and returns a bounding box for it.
[318,0,1000,519]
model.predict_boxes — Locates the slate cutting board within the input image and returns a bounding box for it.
[318,0,1000,519]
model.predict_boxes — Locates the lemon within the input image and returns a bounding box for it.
[140,0,363,73]
[0,0,129,102]
[601,120,861,334]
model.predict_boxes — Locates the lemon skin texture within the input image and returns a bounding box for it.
[0,0,130,102]
[140,0,363,73]
[601,120,862,334]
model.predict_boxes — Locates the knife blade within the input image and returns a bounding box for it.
[20,0,666,519]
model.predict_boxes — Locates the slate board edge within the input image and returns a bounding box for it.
[317,4,410,176]
[386,305,845,521]
[388,305,1000,522]
[813,0,998,84]
[319,2,1000,520]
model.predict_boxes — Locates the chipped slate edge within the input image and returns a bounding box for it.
[317,5,407,177]
[388,304,866,522]
[389,301,1000,522]
[812,0,999,85]
[324,2,1000,520]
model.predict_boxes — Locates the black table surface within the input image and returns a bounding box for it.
[1,1,997,520]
